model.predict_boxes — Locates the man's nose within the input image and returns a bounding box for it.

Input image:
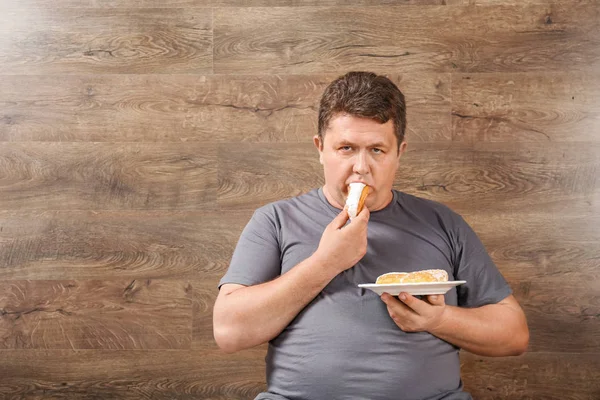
[353,151,370,175]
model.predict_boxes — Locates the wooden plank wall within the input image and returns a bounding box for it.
[1,1,599,399]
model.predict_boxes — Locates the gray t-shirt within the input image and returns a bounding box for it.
[219,188,512,400]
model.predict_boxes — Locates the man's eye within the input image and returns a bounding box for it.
[340,146,352,151]
[373,148,383,154]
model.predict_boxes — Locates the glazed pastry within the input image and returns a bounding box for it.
[376,269,448,284]
[346,182,370,219]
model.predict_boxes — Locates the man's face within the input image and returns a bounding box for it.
[314,113,407,211]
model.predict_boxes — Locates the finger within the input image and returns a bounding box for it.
[381,293,415,315]
[380,292,393,303]
[426,294,445,306]
[398,292,429,314]
[331,208,350,229]
[354,205,370,222]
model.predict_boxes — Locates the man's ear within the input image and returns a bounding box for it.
[397,141,408,160]
[313,135,324,165]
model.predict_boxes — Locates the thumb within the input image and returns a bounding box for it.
[331,207,350,229]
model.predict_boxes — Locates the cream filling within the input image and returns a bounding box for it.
[346,182,366,219]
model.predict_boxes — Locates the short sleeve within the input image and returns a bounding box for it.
[218,206,282,289]
[452,214,512,308]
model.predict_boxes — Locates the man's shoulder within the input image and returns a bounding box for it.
[393,190,463,224]
[254,188,322,218]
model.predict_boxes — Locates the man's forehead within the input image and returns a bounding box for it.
[326,115,395,140]
[332,137,391,148]
[324,125,396,148]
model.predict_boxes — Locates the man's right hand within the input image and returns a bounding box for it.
[313,206,370,274]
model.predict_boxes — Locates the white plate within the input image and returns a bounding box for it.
[358,281,467,296]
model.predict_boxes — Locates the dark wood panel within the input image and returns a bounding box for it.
[193,281,218,349]
[461,352,600,399]
[398,141,600,214]
[217,141,600,213]
[468,212,600,280]
[452,72,600,142]
[0,143,216,210]
[0,210,252,280]
[0,73,450,142]
[0,8,212,74]
[521,292,600,353]
[214,4,600,74]
[0,348,266,399]
[218,143,323,210]
[0,280,192,349]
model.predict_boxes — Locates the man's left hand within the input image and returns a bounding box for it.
[380,292,447,333]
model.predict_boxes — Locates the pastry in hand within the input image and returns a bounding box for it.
[345,182,370,219]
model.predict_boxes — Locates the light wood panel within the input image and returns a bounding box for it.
[0,143,216,210]
[214,4,600,74]
[0,280,192,349]
[0,73,450,142]
[0,210,252,280]
[0,8,212,74]
[452,72,600,142]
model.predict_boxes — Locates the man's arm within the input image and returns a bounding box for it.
[213,207,370,353]
[214,256,338,354]
[381,293,529,357]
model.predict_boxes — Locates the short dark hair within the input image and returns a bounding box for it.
[318,71,407,149]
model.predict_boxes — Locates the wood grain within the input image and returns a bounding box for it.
[398,141,600,214]
[214,3,600,74]
[0,210,252,280]
[0,280,192,349]
[218,143,323,210]
[461,352,600,400]
[217,141,600,214]
[0,348,266,399]
[452,72,600,142]
[193,281,219,349]
[0,143,216,210]
[0,8,212,74]
[0,0,598,397]
[0,73,450,142]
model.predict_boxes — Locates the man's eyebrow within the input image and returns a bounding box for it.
[369,142,388,148]
[333,140,389,148]
[333,139,355,146]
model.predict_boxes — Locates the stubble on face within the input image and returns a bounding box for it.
[314,114,406,212]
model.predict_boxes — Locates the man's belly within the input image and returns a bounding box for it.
[264,284,463,400]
